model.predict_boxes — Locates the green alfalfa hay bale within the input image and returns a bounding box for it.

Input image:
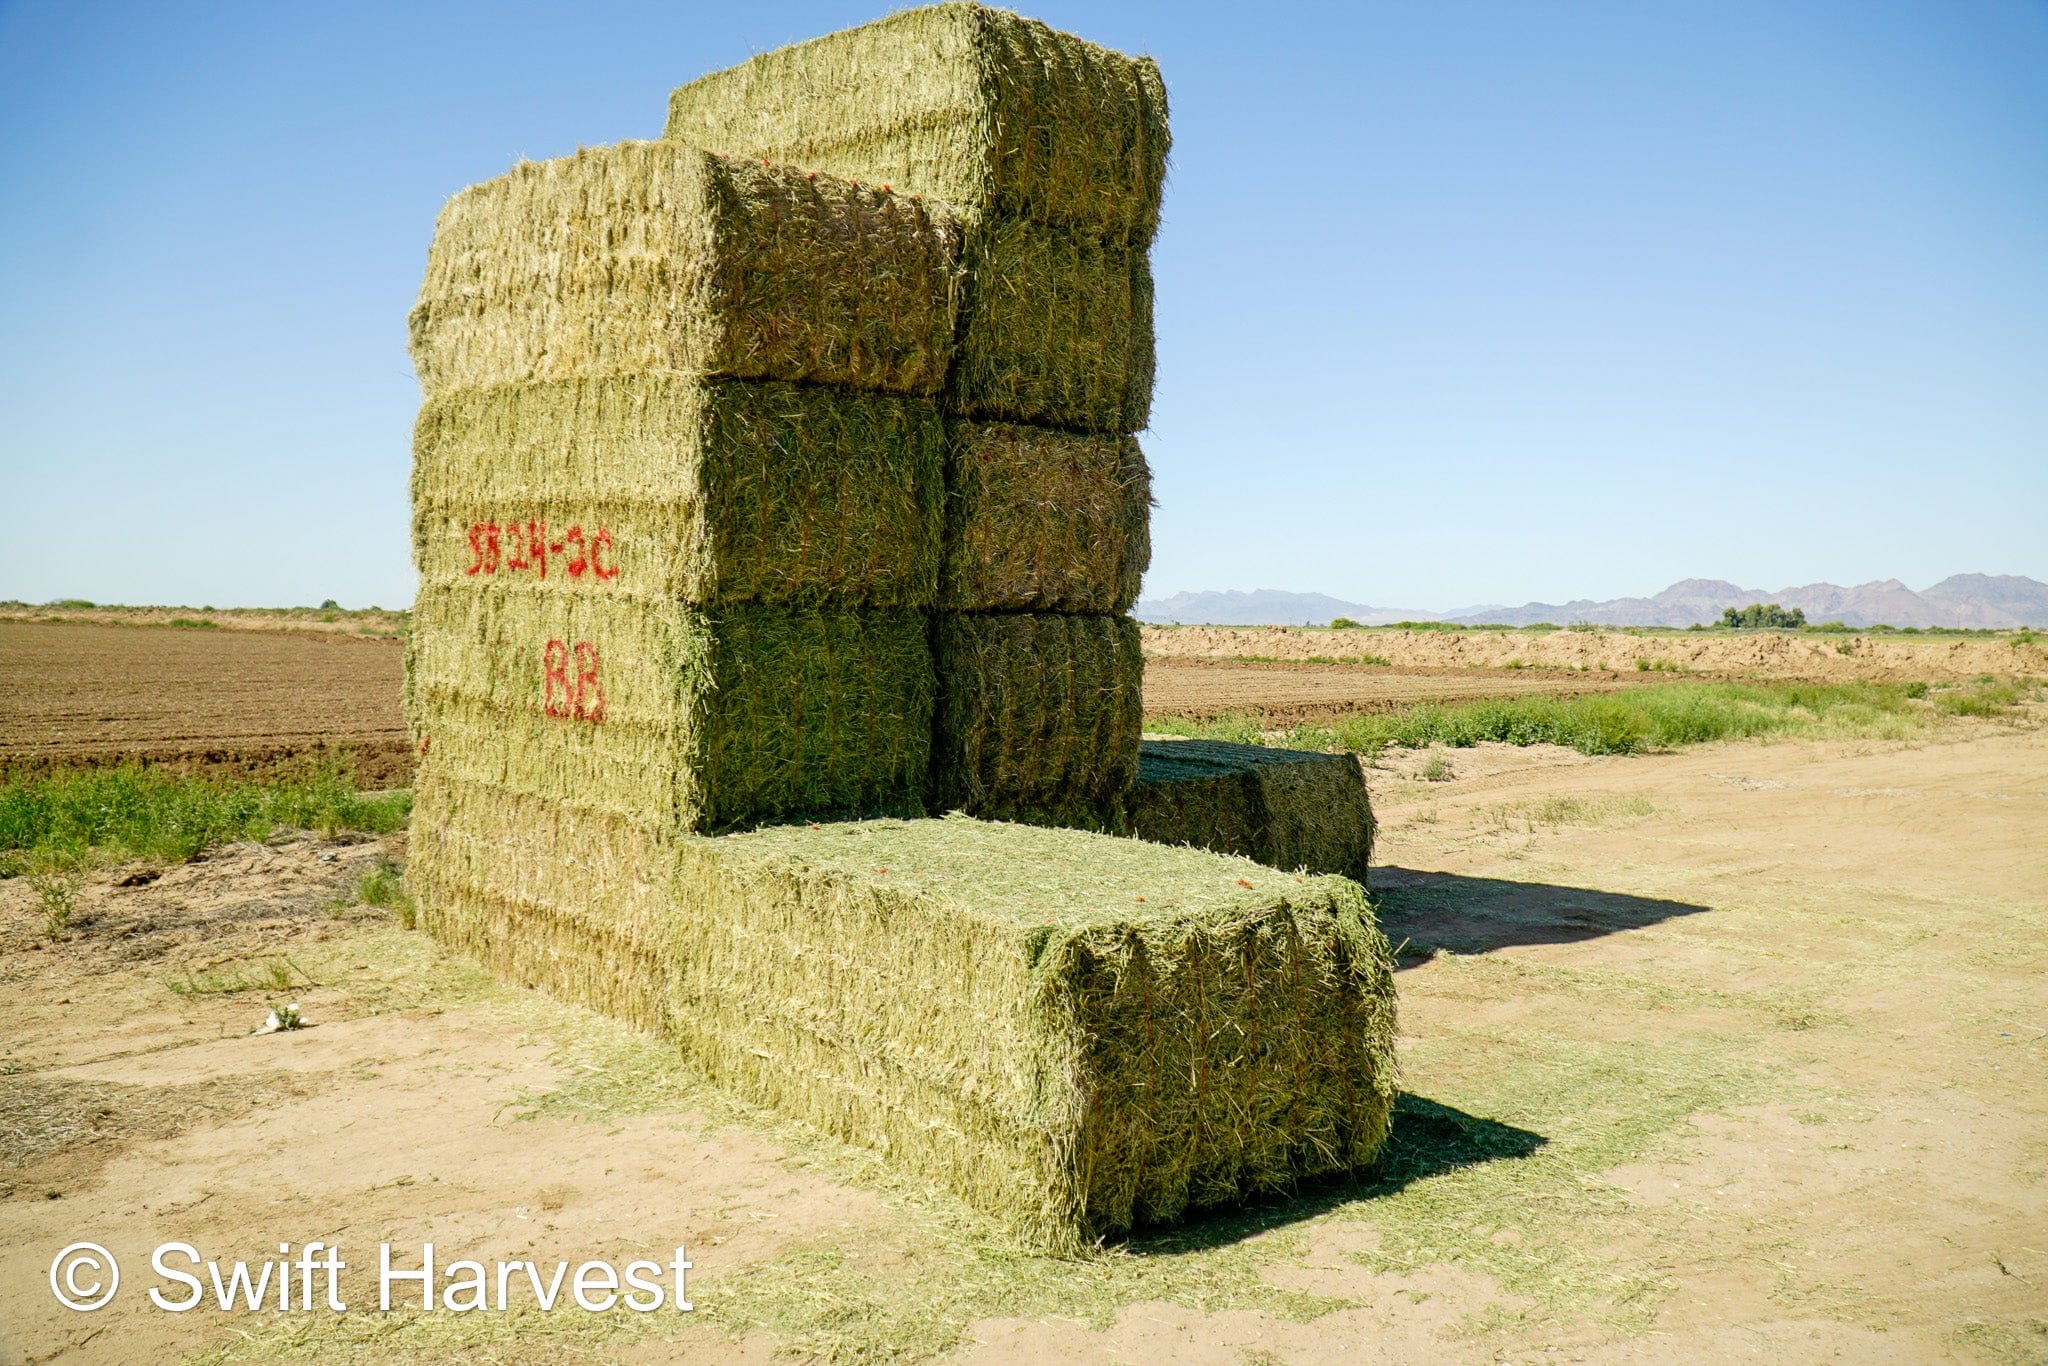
[408,140,958,399]
[408,768,678,1032]
[948,221,1152,431]
[405,790,1396,1251]
[671,814,1396,1251]
[411,375,943,608]
[1131,739,1378,885]
[931,612,1141,830]
[406,584,932,833]
[941,420,1150,613]
[662,2,1169,242]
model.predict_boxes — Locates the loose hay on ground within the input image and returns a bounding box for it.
[1131,738,1378,884]
[408,140,958,398]
[931,612,1143,830]
[941,421,1150,613]
[410,781,1398,1253]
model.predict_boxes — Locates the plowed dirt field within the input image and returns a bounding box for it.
[2,622,1668,776]
[0,622,411,784]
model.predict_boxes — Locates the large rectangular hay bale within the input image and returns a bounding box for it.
[411,375,943,608]
[949,222,1153,430]
[407,585,932,832]
[408,783,1397,1252]
[931,612,1142,829]
[408,140,958,399]
[941,420,1150,613]
[661,3,1169,242]
[1131,739,1378,884]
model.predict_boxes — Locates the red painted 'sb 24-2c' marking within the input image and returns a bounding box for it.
[465,522,618,581]
[542,640,607,723]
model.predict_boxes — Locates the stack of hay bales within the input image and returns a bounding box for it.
[406,141,959,850]
[1130,738,1378,884]
[405,6,1400,1252]
[664,1,1163,830]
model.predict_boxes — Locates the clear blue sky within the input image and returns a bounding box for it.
[2,1,2043,611]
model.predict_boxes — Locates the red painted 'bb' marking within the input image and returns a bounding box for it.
[543,639,605,723]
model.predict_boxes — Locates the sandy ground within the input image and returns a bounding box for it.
[4,718,2043,1363]
[1142,624,2048,682]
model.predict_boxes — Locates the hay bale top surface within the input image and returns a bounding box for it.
[410,139,958,397]
[663,2,1168,241]
[718,813,1359,933]
[1138,737,1349,784]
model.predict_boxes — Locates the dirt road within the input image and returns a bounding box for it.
[5,718,2042,1362]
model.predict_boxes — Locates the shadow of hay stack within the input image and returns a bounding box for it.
[1372,868,1713,962]
[1126,1094,1546,1254]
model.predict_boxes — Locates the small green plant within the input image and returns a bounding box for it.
[1567,620,1600,633]
[1418,754,1455,782]
[1503,658,1527,670]
[1904,681,1928,699]
[354,856,416,929]
[1634,658,1680,673]
[27,851,87,936]
[167,957,305,997]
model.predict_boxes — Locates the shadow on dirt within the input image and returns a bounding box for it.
[1123,1093,1546,1255]
[1372,866,1713,963]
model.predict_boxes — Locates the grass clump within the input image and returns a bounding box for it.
[0,764,410,867]
[1150,679,1945,760]
[1482,793,1654,832]
[354,856,415,928]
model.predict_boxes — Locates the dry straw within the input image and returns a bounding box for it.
[408,140,958,399]
[931,612,1142,830]
[412,375,943,608]
[1130,739,1378,884]
[412,778,1397,1252]
[941,420,1150,613]
[407,585,933,833]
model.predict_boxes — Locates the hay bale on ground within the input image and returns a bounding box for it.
[941,421,1150,613]
[411,782,1397,1252]
[411,375,943,608]
[931,612,1142,829]
[407,586,932,833]
[1131,739,1377,884]
[662,3,1168,242]
[408,140,958,399]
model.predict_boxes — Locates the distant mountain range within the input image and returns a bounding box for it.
[1133,575,2048,629]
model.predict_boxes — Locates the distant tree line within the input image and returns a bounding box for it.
[1720,603,1806,629]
